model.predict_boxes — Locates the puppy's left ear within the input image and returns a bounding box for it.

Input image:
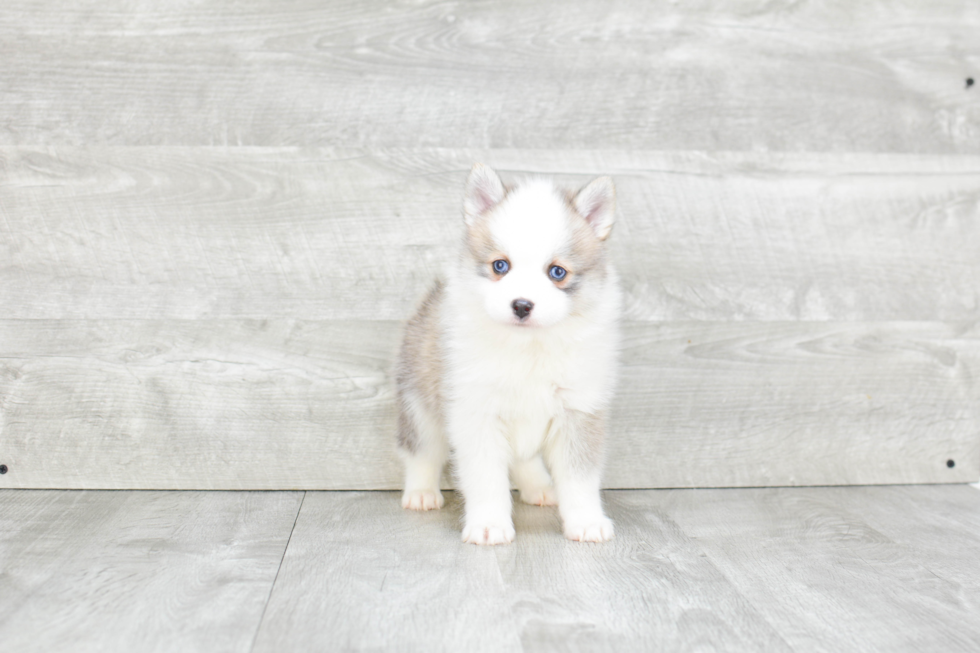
[574,176,616,241]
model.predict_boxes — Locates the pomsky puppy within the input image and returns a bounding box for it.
[395,163,621,545]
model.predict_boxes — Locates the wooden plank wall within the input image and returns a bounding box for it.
[0,1,978,489]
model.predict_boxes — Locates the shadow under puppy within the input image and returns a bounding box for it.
[395,164,621,545]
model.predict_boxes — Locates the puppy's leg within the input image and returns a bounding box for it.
[545,410,614,542]
[512,454,557,507]
[397,400,447,511]
[449,402,515,545]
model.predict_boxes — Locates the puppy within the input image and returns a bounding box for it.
[395,164,621,545]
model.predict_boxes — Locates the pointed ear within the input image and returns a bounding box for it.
[463,163,505,224]
[574,176,616,241]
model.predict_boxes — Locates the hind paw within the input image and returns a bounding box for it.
[519,486,558,506]
[401,489,444,511]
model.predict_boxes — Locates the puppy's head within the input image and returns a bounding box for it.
[461,163,616,329]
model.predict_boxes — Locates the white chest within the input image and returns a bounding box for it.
[447,321,615,416]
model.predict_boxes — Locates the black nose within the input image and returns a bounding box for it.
[512,299,534,319]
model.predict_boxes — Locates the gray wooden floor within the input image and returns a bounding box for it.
[2,485,979,653]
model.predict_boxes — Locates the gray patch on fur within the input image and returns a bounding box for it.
[561,409,607,472]
[396,410,420,454]
[395,281,446,454]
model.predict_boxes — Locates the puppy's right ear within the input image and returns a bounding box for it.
[463,163,505,225]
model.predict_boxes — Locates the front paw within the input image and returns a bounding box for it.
[564,515,614,542]
[461,521,515,546]
[401,488,444,511]
[519,486,558,507]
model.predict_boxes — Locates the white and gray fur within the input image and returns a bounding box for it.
[395,164,621,544]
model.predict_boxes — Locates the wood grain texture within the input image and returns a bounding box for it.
[1,0,978,494]
[664,485,980,652]
[814,484,980,611]
[2,147,979,321]
[0,319,405,489]
[1,319,975,489]
[0,489,303,653]
[612,320,979,488]
[0,1,977,151]
[251,490,792,653]
[252,487,980,653]
[3,487,977,652]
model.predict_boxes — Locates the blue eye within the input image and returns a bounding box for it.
[549,265,567,281]
[493,259,509,274]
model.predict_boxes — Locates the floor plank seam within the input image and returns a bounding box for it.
[248,491,306,653]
